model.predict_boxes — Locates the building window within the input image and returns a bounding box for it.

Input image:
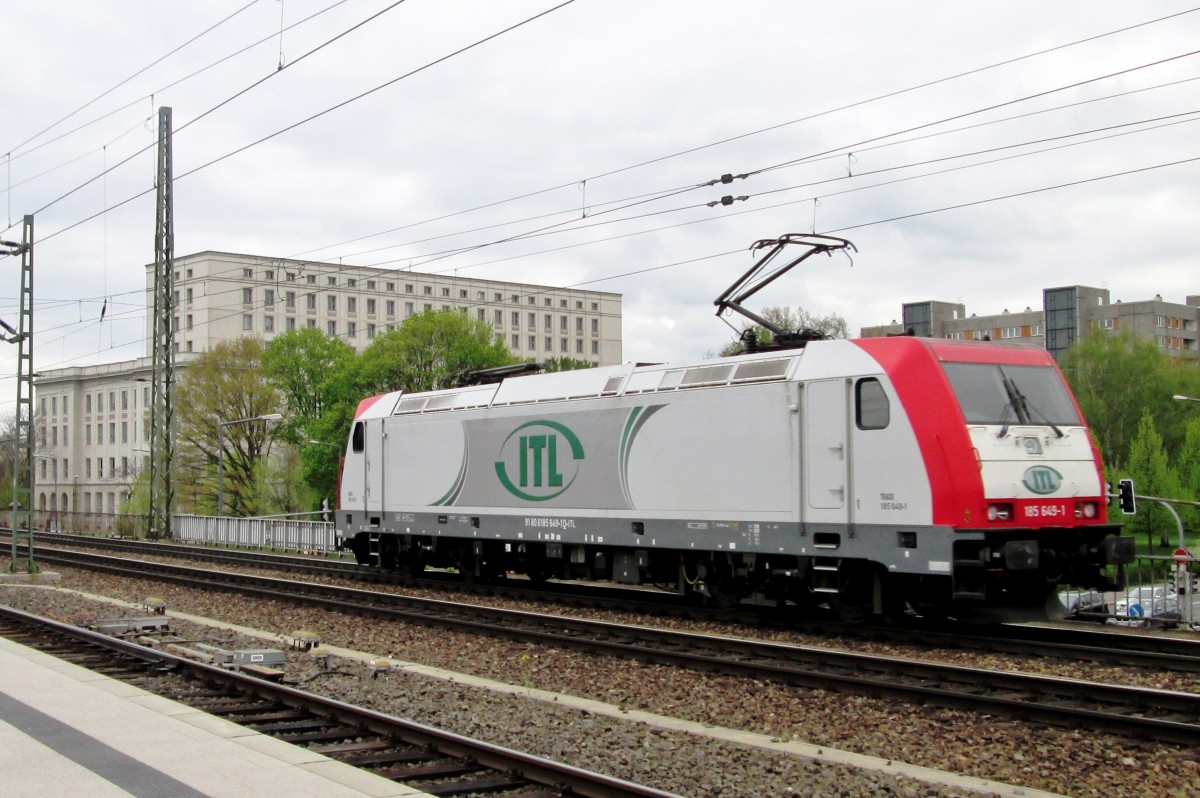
[575,339,584,353]
[441,287,450,297]
[243,288,253,304]
[264,316,275,332]
[86,425,91,445]
[405,302,414,317]
[591,340,599,355]
[386,282,395,291]
[367,280,376,290]
[1001,327,1020,339]
[367,323,376,339]
[97,459,103,478]
[511,311,519,327]
[243,268,253,278]
[528,336,536,350]
[264,289,274,307]
[86,459,91,478]
[265,270,274,280]
[423,286,433,296]
[327,276,337,286]
[347,321,357,337]
[528,312,536,329]
[307,319,316,328]
[85,394,91,413]
[121,422,128,443]
[511,334,519,349]
[186,287,193,303]
[347,278,356,288]
[405,284,414,293]
[367,298,376,315]
[561,338,568,352]
[327,321,337,336]
[460,289,468,299]
[109,392,116,411]
[386,300,396,316]
[494,310,503,326]
[121,390,128,410]
[576,317,583,333]
[243,314,253,331]
[186,314,193,330]
[307,274,316,284]
[591,318,599,334]
[286,291,296,309]
[306,294,317,310]
[1031,324,1044,336]
[327,295,337,312]
[545,337,552,351]
[286,317,296,331]
[347,297,357,314]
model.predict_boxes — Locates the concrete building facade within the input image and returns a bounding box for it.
[34,252,625,522]
[862,285,1199,362]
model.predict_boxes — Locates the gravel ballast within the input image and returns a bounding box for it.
[2,566,1198,798]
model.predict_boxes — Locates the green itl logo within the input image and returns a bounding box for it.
[495,420,585,501]
[1022,465,1063,495]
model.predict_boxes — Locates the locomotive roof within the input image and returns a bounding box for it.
[352,337,1055,420]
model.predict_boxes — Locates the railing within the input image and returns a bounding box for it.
[173,514,338,554]
[1061,552,1198,631]
[7,510,338,556]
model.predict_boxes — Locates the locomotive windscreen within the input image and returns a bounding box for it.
[941,362,1081,427]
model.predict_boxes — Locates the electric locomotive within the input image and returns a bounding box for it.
[335,236,1133,622]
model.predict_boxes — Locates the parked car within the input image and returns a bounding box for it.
[1057,589,1109,622]
[1109,586,1181,629]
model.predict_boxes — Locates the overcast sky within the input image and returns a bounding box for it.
[3,1,1198,413]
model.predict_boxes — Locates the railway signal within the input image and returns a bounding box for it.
[1117,478,1137,515]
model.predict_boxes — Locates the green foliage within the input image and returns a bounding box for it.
[358,309,515,395]
[1059,331,1178,468]
[176,338,284,516]
[261,328,358,445]
[541,357,594,372]
[717,305,849,356]
[1124,413,1183,549]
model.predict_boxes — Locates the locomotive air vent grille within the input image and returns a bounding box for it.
[423,394,459,412]
[601,375,625,395]
[395,396,428,414]
[679,364,735,388]
[732,359,791,383]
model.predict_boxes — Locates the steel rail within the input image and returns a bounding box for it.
[23,531,1200,672]
[0,603,682,798]
[24,546,1200,746]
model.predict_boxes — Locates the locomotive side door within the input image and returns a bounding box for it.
[364,418,385,513]
[804,379,848,516]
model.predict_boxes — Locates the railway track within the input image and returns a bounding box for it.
[18,545,1200,746]
[22,531,1200,674]
[0,603,681,798]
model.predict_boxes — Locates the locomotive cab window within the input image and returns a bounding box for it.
[856,378,889,430]
[352,421,365,453]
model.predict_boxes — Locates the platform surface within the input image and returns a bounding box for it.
[0,634,430,797]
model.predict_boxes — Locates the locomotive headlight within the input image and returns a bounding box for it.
[986,503,1012,521]
[1076,501,1098,519]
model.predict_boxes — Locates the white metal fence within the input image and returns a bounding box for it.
[172,514,338,555]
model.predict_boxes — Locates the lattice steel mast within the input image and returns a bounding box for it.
[4,215,37,572]
[148,107,175,539]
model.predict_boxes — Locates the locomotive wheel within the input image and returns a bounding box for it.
[831,563,875,624]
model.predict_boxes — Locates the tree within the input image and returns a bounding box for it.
[176,338,284,516]
[262,328,358,445]
[1125,412,1183,550]
[716,305,849,356]
[541,356,594,372]
[1176,417,1200,533]
[357,309,515,395]
[1060,331,1178,469]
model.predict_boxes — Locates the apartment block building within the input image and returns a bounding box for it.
[861,285,1199,362]
[34,251,624,519]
